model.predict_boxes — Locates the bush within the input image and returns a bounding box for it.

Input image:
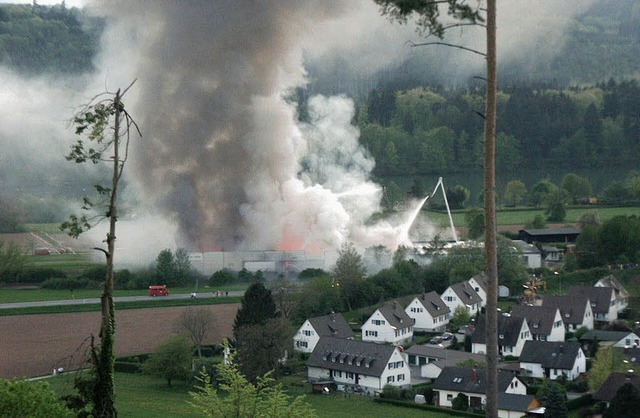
[567,393,593,410]
[41,277,94,290]
[381,384,401,399]
[209,270,236,286]
[114,361,141,373]
[15,267,67,284]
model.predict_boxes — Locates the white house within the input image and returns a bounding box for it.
[580,330,640,349]
[405,345,486,379]
[511,240,542,269]
[596,274,629,314]
[568,286,618,323]
[433,366,527,410]
[293,312,354,353]
[542,295,594,332]
[468,272,488,308]
[362,301,413,345]
[306,338,411,392]
[441,281,483,316]
[510,305,565,342]
[519,340,586,381]
[472,314,532,357]
[405,291,451,332]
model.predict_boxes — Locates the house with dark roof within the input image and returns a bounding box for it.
[596,274,629,314]
[472,314,532,357]
[405,292,451,332]
[579,330,640,349]
[511,240,542,269]
[542,295,594,332]
[567,285,618,323]
[498,393,543,418]
[306,337,410,392]
[510,305,565,342]
[519,340,586,381]
[404,344,486,379]
[362,301,413,345]
[432,366,527,410]
[593,372,640,406]
[293,312,354,353]
[518,227,581,244]
[441,281,483,316]
[468,272,489,307]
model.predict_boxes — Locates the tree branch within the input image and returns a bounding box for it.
[408,40,486,57]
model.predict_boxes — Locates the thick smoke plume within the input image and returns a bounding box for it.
[92,0,423,253]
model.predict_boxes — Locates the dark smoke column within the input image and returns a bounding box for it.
[101,1,351,251]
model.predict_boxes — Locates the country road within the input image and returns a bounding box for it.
[0,290,245,310]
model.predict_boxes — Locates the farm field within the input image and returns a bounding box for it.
[424,205,640,230]
[48,372,451,418]
[0,303,239,379]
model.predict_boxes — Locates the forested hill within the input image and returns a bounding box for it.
[0,2,102,75]
[356,80,640,177]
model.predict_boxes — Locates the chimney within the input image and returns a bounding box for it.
[471,368,478,382]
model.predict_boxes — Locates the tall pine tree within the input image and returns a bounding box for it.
[233,282,278,340]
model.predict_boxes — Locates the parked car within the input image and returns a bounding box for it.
[457,325,475,334]
[441,332,454,340]
[429,336,443,344]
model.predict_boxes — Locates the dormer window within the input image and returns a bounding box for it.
[499,334,504,339]
[533,323,539,328]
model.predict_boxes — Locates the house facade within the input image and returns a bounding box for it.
[433,367,526,410]
[519,340,586,381]
[306,338,411,392]
[568,286,618,323]
[362,301,413,345]
[441,281,483,316]
[405,291,451,332]
[542,295,594,332]
[511,240,542,269]
[510,305,565,342]
[468,272,489,308]
[293,312,354,353]
[596,274,629,314]
[472,314,532,357]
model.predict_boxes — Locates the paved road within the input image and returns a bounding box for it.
[0,290,244,310]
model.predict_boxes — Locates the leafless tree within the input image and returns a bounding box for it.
[177,307,215,358]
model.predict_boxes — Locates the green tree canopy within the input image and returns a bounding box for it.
[0,379,73,418]
[233,282,278,339]
[503,180,527,207]
[141,334,193,388]
[561,173,592,203]
[190,346,317,418]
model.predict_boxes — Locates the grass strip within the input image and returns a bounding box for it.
[0,296,241,316]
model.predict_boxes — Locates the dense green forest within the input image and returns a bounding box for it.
[356,80,640,176]
[0,2,101,74]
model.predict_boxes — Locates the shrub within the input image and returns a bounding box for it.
[41,277,92,290]
[381,384,401,399]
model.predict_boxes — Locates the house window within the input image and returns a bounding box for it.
[397,374,405,381]
[333,370,342,378]
[372,320,386,326]
[366,330,378,337]
[387,376,395,383]
[347,372,354,379]
[296,341,308,348]
[445,296,455,302]
[303,330,313,336]
[447,394,453,401]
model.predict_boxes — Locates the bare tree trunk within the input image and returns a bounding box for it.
[483,2,498,418]
[94,88,122,418]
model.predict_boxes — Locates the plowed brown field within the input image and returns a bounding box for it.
[0,303,239,379]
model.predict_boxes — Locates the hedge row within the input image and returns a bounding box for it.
[373,398,484,417]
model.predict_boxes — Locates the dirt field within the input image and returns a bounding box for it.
[0,303,239,379]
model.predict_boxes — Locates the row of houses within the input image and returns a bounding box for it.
[292,273,632,415]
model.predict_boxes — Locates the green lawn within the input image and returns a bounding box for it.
[45,372,454,418]
[424,205,640,229]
